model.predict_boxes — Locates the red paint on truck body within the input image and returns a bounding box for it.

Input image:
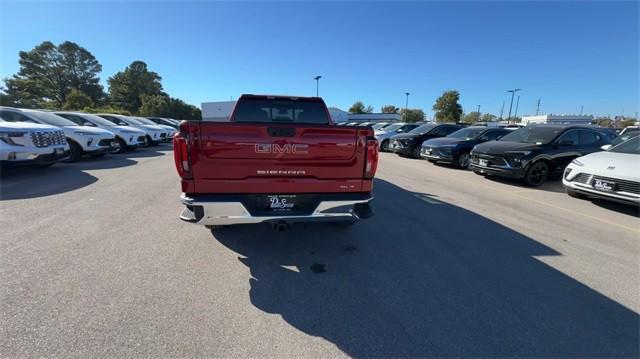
[174,94,378,195]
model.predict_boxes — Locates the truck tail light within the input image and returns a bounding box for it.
[173,133,192,179]
[364,137,379,179]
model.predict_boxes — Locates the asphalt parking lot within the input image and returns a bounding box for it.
[1,148,638,357]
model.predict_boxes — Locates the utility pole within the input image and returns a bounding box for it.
[499,101,505,120]
[506,88,521,124]
[514,95,520,120]
[404,92,410,121]
[535,97,541,115]
[477,105,481,122]
[313,75,322,97]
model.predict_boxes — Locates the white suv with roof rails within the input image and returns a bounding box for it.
[0,108,117,162]
[133,116,176,142]
[0,120,69,168]
[97,114,166,146]
[54,112,146,153]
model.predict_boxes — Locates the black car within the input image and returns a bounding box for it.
[420,126,512,168]
[389,123,463,158]
[469,125,614,186]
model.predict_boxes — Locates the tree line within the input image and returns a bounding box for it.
[348,90,502,123]
[0,41,201,121]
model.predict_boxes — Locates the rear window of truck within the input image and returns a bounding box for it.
[233,98,329,124]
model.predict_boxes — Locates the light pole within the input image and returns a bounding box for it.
[506,88,521,124]
[514,95,520,120]
[314,75,322,97]
[477,104,481,122]
[404,92,410,120]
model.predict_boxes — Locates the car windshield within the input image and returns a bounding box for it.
[609,136,640,154]
[448,127,486,140]
[123,117,143,125]
[371,123,387,131]
[79,113,118,127]
[499,126,563,144]
[609,133,639,146]
[136,118,157,125]
[409,124,436,134]
[25,111,76,126]
[381,124,403,132]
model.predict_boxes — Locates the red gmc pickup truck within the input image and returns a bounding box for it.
[173,94,378,228]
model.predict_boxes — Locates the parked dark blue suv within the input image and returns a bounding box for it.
[421,126,512,168]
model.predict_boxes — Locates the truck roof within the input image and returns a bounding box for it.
[239,94,323,102]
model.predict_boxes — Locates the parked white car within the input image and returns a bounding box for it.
[97,114,166,146]
[374,122,423,151]
[2,108,117,161]
[0,120,69,168]
[146,117,179,130]
[563,136,640,205]
[55,112,146,153]
[133,117,176,141]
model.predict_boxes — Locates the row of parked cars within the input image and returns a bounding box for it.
[370,121,640,206]
[0,107,181,168]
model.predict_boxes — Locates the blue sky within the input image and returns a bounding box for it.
[1,1,638,118]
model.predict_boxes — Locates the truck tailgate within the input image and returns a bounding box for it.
[185,122,369,193]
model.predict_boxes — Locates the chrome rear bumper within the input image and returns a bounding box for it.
[179,193,374,225]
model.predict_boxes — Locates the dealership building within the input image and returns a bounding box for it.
[521,114,594,126]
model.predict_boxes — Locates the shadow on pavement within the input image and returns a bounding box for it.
[0,147,169,200]
[483,174,566,193]
[589,198,640,218]
[212,179,639,357]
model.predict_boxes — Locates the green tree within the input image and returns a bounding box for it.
[620,119,637,128]
[63,89,94,110]
[138,94,170,116]
[432,90,463,123]
[481,113,497,122]
[399,108,425,122]
[381,105,399,114]
[463,111,482,123]
[2,41,104,107]
[108,61,163,113]
[138,93,201,121]
[349,101,373,114]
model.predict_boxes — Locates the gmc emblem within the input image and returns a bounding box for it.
[255,143,309,154]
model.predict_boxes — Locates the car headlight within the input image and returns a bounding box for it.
[505,150,531,156]
[73,131,95,136]
[0,131,27,146]
[571,158,584,166]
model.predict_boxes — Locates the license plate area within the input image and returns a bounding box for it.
[593,179,616,192]
[479,159,488,166]
[242,194,321,216]
[54,147,64,155]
